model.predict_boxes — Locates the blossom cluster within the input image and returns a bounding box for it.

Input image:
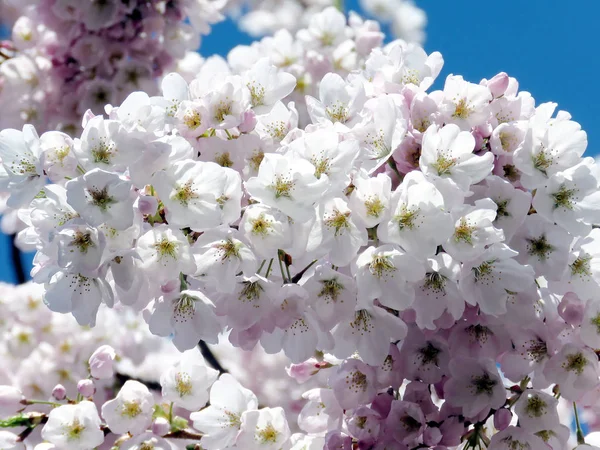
[0,282,172,402]
[0,0,224,135]
[2,5,600,449]
[229,0,425,45]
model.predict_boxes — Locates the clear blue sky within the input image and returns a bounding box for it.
[0,0,598,282]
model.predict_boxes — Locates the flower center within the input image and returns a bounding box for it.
[526,234,555,261]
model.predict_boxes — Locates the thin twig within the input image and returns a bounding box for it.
[10,235,26,284]
[198,341,228,375]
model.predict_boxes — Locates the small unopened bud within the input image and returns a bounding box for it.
[0,386,24,416]
[423,426,443,446]
[238,110,257,133]
[493,408,512,431]
[286,358,319,384]
[558,292,584,326]
[77,379,95,398]
[51,384,66,401]
[487,72,509,98]
[152,417,170,436]
[88,345,116,380]
[138,195,158,216]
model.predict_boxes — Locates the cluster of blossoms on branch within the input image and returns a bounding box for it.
[228,0,425,44]
[0,0,224,134]
[2,4,600,449]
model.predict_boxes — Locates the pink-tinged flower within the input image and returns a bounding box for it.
[0,386,23,417]
[384,400,425,444]
[160,348,219,411]
[444,356,505,420]
[101,380,154,436]
[328,358,377,410]
[543,343,600,401]
[488,426,547,450]
[191,373,258,450]
[41,401,104,450]
[237,407,291,450]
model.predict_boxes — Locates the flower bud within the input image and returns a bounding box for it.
[138,195,158,216]
[152,417,170,436]
[558,292,584,326]
[493,408,512,431]
[77,379,95,398]
[355,31,383,56]
[238,110,257,133]
[424,426,443,446]
[88,345,116,380]
[285,358,319,384]
[51,384,66,401]
[0,386,24,416]
[487,72,509,98]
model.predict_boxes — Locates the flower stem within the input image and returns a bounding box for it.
[573,402,585,445]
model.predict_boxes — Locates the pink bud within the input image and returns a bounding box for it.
[487,72,509,98]
[472,129,484,151]
[52,384,66,401]
[0,386,24,416]
[355,31,384,56]
[77,379,95,398]
[558,292,584,326]
[138,195,158,216]
[493,408,512,431]
[424,426,443,446]
[88,345,116,379]
[238,110,257,133]
[285,358,319,384]
[152,417,170,436]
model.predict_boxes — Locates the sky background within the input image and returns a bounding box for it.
[0,0,599,282]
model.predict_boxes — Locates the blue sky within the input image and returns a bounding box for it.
[0,1,598,282]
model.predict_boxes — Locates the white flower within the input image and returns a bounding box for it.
[513,389,560,432]
[444,357,505,419]
[332,306,408,366]
[39,131,78,182]
[243,57,296,114]
[65,168,135,230]
[412,253,464,330]
[146,289,221,351]
[510,214,571,280]
[160,348,219,411]
[459,243,535,316]
[54,222,106,275]
[136,225,196,284]
[348,170,391,228]
[239,204,293,259]
[237,407,291,450]
[444,198,504,262]
[101,380,154,436]
[306,73,365,127]
[41,401,104,450]
[191,373,259,450]
[513,103,587,189]
[354,95,407,174]
[533,157,600,236]
[309,197,368,267]
[420,123,493,191]
[0,125,45,208]
[378,170,453,256]
[439,75,492,130]
[0,431,24,450]
[152,159,242,231]
[43,269,114,326]
[543,343,600,401]
[192,227,258,293]
[354,244,425,310]
[245,153,327,221]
